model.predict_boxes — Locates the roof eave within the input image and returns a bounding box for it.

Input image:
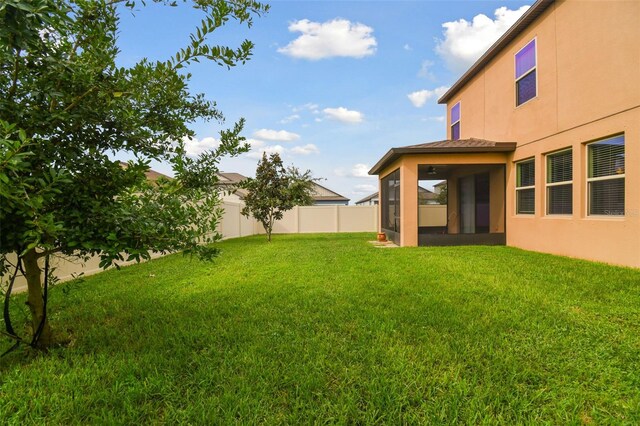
[438,0,555,105]
[369,143,517,176]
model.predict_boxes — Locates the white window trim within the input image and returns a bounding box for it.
[545,148,573,216]
[515,158,535,215]
[515,37,538,107]
[586,138,625,217]
[450,101,461,140]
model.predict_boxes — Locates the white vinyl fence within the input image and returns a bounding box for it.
[6,203,380,292]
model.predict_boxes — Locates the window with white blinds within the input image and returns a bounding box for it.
[546,149,572,215]
[516,159,535,214]
[587,135,625,216]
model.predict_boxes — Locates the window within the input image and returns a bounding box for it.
[381,169,401,232]
[450,102,461,140]
[546,149,572,215]
[587,135,625,216]
[515,39,536,106]
[516,159,535,214]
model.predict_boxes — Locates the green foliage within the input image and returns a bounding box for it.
[1,234,640,423]
[0,0,269,346]
[240,153,316,241]
[436,183,448,205]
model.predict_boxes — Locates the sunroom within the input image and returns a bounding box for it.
[369,139,516,247]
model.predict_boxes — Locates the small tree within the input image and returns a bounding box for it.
[240,153,316,241]
[0,0,269,350]
[436,184,448,205]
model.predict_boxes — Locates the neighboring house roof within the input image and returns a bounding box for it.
[216,173,349,203]
[355,192,378,205]
[434,180,447,188]
[217,172,247,184]
[369,138,517,175]
[216,172,249,198]
[144,168,172,181]
[119,161,172,182]
[438,0,555,104]
[356,187,437,205]
[311,182,350,203]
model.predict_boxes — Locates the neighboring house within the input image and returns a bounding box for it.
[356,187,439,206]
[217,172,249,202]
[370,0,640,268]
[217,172,349,206]
[433,181,446,194]
[310,182,350,206]
[355,192,379,206]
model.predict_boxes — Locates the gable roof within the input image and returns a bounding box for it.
[369,138,517,175]
[217,172,247,184]
[311,182,350,202]
[438,0,555,104]
[355,192,378,204]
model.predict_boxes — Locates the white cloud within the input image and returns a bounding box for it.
[182,136,220,157]
[292,103,319,113]
[403,44,412,51]
[278,18,377,60]
[246,144,285,159]
[436,6,530,73]
[280,114,300,124]
[290,144,320,155]
[418,59,435,79]
[351,163,374,178]
[354,184,377,193]
[407,86,450,107]
[253,128,300,142]
[323,107,364,124]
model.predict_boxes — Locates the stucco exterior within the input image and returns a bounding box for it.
[373,0,640,267]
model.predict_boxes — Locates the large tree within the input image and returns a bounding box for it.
[0,0,268,349]
[240,152,316,242]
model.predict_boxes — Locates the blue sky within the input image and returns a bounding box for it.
[116,0,531,202]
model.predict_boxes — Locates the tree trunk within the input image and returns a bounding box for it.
[22,248,53,348]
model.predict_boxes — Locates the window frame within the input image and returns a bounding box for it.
[381,168,401,232]
[450,101,461,140]
[515,158,536,215]
[586,135,625,217]
[515,38,537,107]
[545,148,573,216]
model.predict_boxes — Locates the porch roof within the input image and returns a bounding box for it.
[369,138,517,175]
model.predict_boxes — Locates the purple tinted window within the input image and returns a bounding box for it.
[451,122,460,140]
[517,70,536,105]
[451,102,460,123]
[515,39,536,79]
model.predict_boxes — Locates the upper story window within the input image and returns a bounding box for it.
[450,102,461,140]
[516,159,535,215]
[515,39,536,106]
[587,135,625,216]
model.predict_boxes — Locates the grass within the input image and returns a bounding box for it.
[1,233,640,424]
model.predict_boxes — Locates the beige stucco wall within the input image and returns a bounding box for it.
[379,153,509,246]
[442,0,640,267]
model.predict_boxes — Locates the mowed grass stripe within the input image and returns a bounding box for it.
[1,233,639,424]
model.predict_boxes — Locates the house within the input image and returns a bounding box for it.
[355,192,379,206]
[356,187,440,206]
[217,172,349,206]
[217,172,250,202]
[370,0,640,268]
[310,182,350,205]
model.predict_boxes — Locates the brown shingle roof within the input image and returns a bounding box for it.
[369,138,517,175]
[438,0,555,104]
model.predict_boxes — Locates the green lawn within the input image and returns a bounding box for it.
[1,233,640,424]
